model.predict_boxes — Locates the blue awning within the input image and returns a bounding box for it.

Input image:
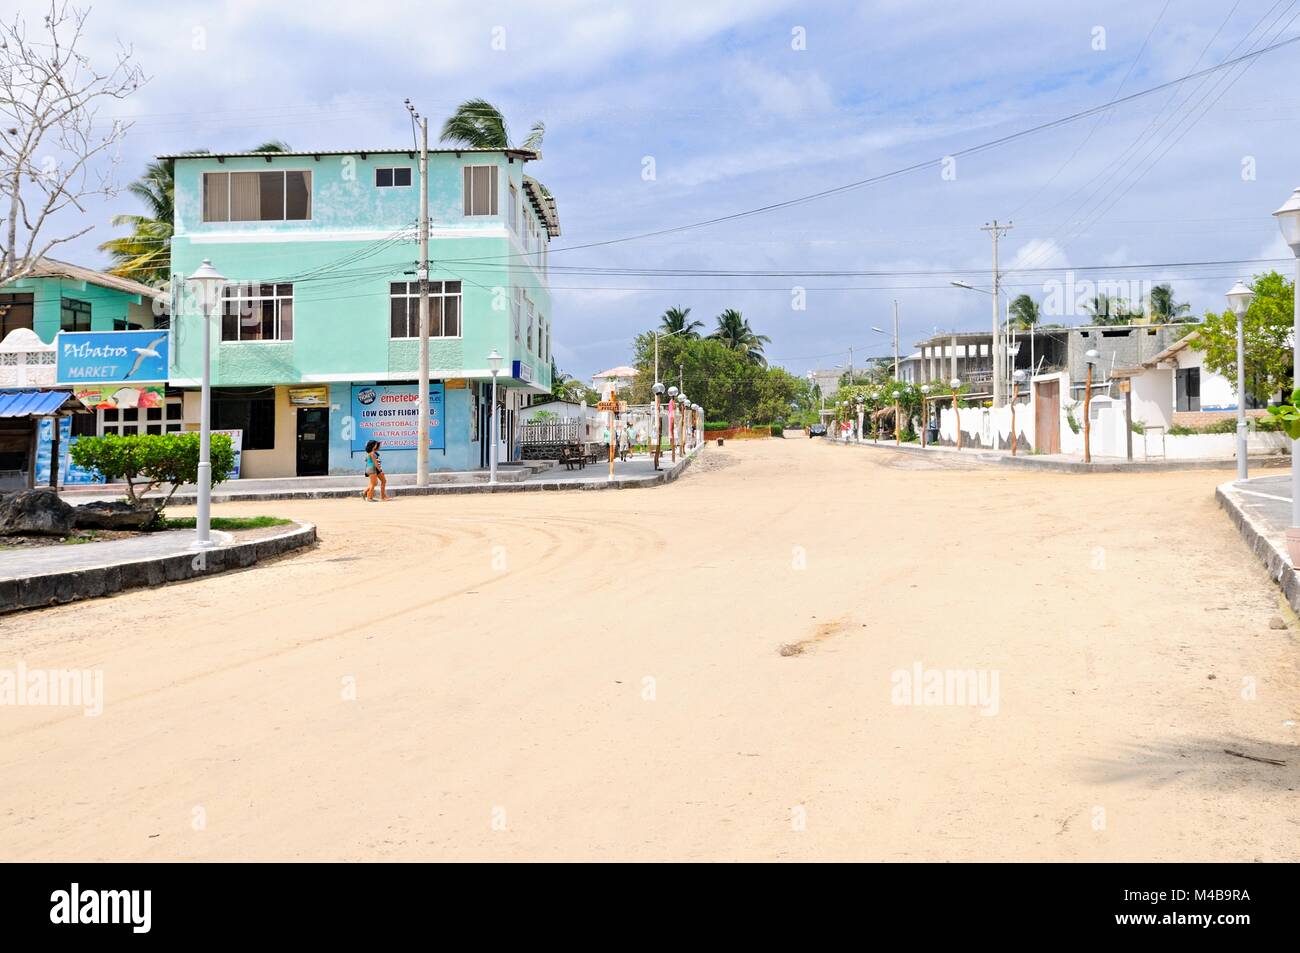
[0,390,74,418]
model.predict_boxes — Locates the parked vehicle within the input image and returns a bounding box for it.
[809,424,827,438]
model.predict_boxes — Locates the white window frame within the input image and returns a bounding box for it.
[526,297,535,353]
[202,169,313,222]
[512,286,522,342]
[389,281,463,340]
[99,396,184,437]
[508,182,519,232]
[462,164,499,216]
[375,167,413,188]
[221,283,295,342]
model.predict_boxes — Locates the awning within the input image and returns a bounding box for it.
[0,390,75,417]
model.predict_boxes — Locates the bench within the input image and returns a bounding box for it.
[559,444,586,470]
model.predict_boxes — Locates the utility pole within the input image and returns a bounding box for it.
[980,220,1012,407]
[407,100,431,486]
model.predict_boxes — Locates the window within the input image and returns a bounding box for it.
[202,170,312,222]
[221,284,294,342]
[99,397,183,436]
[512,287,522,341]
[508,183,518,231]
[113,318,142,331]
[375,167,412,188]
[526,298,535,353]
[1176,367,1201,412]
[388,281,462,338]
[462,165,498,216]
[212,388,276,450]
[60,298,91,332]
[0,293,34,337]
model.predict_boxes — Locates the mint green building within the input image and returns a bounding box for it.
[0,258,164,344]
[166,147,558,477]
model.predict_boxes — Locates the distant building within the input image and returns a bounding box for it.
[591,365,637,395]
[808,368,842,399]
[913,322,1188,399]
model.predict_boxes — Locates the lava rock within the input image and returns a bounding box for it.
[0,488,75,536]
[73,500,158,531]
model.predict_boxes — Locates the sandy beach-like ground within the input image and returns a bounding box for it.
[1,438,1297,861]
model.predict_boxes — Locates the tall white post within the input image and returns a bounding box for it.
[197,291,213,547]
[1237,308,1248,482]
[416,114,431,487]
[489,370,499,486]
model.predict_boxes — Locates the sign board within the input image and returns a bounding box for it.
[34,418,105,485]
[1118,380,1131,394]
[213,428,243,479]
[73,383,165,412]
[511,360,533,384]
[349,383,444,452]
[56,330,169,384]
[287,385,329,406]
[596,400,627,413]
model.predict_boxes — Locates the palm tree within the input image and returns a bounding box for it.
[439,99,544,151]
[709,309,771,365]
[1008,294,1040,329]
[659,306,703,338]
[1148,283,1191,322]
[99,142,291,286]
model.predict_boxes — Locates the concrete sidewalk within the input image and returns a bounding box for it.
[828,436,1289,473]
[1217,475,1300,613]
[53,448,704,505]
[0,529,220,579]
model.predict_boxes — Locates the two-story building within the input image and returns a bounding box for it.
[166,146,558,478]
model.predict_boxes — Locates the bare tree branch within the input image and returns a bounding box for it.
[0,1,147,283]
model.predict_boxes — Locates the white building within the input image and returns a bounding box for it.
[1113,331,1268,431]
[591,365,638,396]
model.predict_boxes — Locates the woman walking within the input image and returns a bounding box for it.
[362,440,391,501]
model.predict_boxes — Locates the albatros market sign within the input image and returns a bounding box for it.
[349,384,445,452]
[56,330,170,384]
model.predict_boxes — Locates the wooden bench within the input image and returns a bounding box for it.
[559,444,586,470]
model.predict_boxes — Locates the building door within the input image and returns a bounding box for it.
[296,406,329,476]
[1176,367,1201,412]
[1035,379,1060,454]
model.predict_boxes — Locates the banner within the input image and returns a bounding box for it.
[73,383,165,412]
[213,428,243,479]
[34,418,105,485]
[56,330,169,384]
[350,384,444,452]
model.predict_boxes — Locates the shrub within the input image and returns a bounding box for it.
[1168,424,1196,436]
[69,433,236,512]
[1203,418,1238,434]
[770,424,783,437]
[704,420,730,431]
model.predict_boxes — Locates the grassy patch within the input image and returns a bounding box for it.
[162,516,293,531]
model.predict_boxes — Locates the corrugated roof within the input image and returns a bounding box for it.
[159,147,539,161]
[0,390,74,417]
[10,257,166,302]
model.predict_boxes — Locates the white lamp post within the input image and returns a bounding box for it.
[486,349,503,485]
[950,378,962,450]
[186,259,224,548]
[652,381,665,469]
[1226,279,1256,482]
[1273,188,1300,535]
[920,384,931,448]
[892,389,902,446]
[855,396,864,443]
[667,385,679,463]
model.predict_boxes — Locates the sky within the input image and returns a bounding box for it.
[16,0,1300,381]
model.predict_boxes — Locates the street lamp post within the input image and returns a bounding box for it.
[920,384,931,447]
[950,378,962,450]
[667,386,678,463]
[1083,349,1099,464]
[186,259,225,549]
[1273,188,1300,541]
[1010,369,1026,456]
[892,390,902,446]
[652,382,665,469]
[855,397,864,443]
[1226,279,1256,482]
[486,350,503,485]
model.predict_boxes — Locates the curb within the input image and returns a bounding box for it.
[0,520,318,616]
[1215,482,1300,613]
[73,448,705,505]
[825,438,1287,474]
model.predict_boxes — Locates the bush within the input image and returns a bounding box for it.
[69,433,236,511]
[1168,424,1196,436]
[704,421,730,431]
[770,424,783,437]
[1203,418,1238,434]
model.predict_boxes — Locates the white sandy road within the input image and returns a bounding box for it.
[0,439,1297,861]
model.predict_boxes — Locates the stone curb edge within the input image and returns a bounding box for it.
[0,521,318,616]
[825,437,1288,474]
[1214,482,1300,614]
[101,448,704,505]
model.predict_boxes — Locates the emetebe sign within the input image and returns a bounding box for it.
[56,330,169,384]
[349,383,445,452]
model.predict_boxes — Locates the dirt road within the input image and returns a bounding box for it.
[2,439,1297,861]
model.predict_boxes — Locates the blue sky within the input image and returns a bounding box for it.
[29,0,1300,380]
